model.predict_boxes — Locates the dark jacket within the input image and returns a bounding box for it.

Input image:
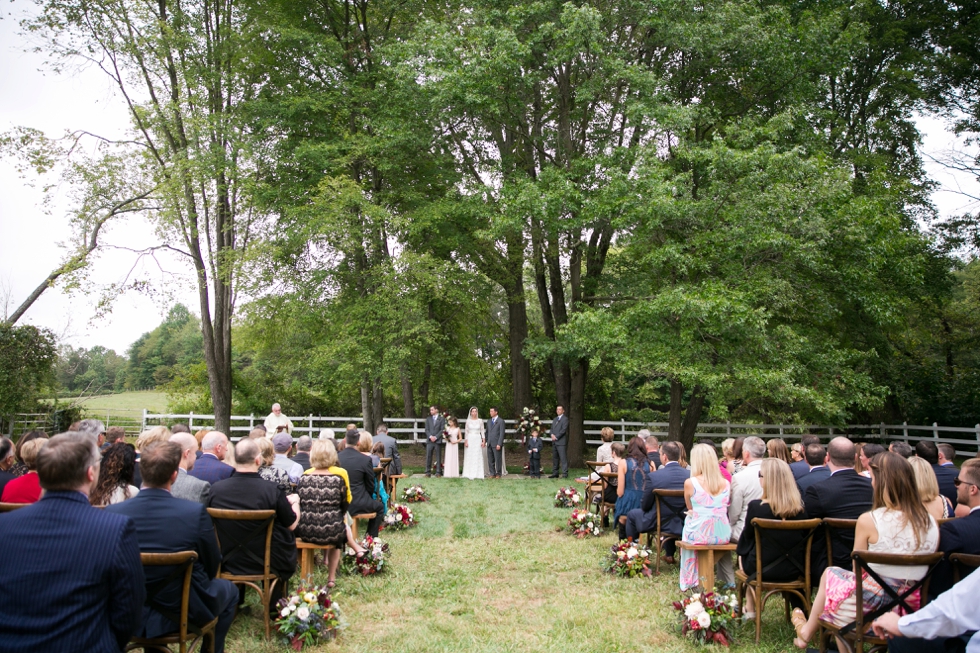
[189,453,235,485]
[931,508,980,597]
[292,452,312,472]
[0,491,145,653]
[789,459,811,480]
[337,447,382,516]
[804,468,873,577]
[105,488,222,636]
[796,466,831,495]
[736,500,812,582]
[933,463,958,507]
[635,462,691,536]
[527,437,543,459]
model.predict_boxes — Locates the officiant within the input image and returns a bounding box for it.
[264,403,294,435]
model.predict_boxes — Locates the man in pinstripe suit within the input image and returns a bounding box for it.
[0,432,145,653]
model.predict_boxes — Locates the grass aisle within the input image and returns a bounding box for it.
[227,472,795,652]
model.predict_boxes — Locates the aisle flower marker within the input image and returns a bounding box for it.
[402,485,430,503]
[604,539,653,577]
[554,486,582,508]
[274,583,345,650]
[567,508,602,538]
[383,503,417,530]
[341,535,389,576]
[673,588,740,646]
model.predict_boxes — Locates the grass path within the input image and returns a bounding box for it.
[227,473,796,652]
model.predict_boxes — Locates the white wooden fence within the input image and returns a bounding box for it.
[138,411,980,458]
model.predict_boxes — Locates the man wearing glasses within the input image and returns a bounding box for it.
[927,458,980,598]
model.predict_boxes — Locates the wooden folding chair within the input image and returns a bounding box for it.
[735,517,821,643]
[649,489,686,574]
[818,550,944,653]
[823,518,859,571]
[599,472,618,528]
[0,502,29,512]
[949,552,980,582]
[206,508,278,639]
[126,551,218,653]
[584,461,605,510]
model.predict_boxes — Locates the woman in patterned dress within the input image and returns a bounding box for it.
[679,443,732,590]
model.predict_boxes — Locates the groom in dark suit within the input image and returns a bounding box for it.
[424,406,446,477]
[486,407,505,478]
[548,405,569,478]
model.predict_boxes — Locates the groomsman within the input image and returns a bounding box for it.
[486,407,505,478]
[424,406,446,477]
[549,405,569,479]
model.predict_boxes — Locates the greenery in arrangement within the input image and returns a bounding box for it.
[604,539,654,578]
[382,504,417,531]
[273,584,344,650]
[554,487,583,508]
[401,485,430,503]
[674,588,741,647]
[567,508,603,538]
[340,536,390,577]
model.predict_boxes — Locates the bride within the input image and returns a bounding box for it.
[462,407,486,479]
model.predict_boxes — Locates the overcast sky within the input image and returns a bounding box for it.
[1,5,978,356]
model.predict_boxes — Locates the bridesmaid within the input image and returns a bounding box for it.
[443,416,461,478]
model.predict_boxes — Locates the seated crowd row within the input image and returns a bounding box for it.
[0,421,402,653]
[592,430,978,652]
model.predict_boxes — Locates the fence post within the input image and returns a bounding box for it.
[250,414,255,429]
[976,424,980,455]
[621,418,626,441]
[726,423,732,436]
[141,409,147,433]
[880,423,886,441]
[189,412,194,432]
[903,421,908,443]
[308,414,313,438]
[933,422,940,446]
[779,425,784,437]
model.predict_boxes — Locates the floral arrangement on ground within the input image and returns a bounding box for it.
[340,535,389,576]
[604,539,653,577]
[674,587,740,646]
[516,407,541,443]
[274,583,345,650]
[383,503,417,530]
[402,484,430,503]
[554,486,582,508]
[567,508,602,538]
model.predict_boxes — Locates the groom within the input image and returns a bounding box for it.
[486,407,504,478]
[424,406,446,477]
[548,405,568,478]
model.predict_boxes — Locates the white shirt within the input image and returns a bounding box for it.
[264,412,294,434]
[728,459,763,541]
[898,565,980,651]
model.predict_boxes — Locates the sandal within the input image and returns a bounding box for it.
[326,580,336,591]
[791,607,808,649]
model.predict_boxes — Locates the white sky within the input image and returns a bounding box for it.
[0,6,978,355]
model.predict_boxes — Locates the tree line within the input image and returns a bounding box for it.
[2,0,979,460]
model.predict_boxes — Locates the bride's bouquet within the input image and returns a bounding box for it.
[516,407,541,442]
[402,485,430,503]
[382,503,417,530]
[341,535,389,576]
[567,508,603,538]
[554,486,582,508]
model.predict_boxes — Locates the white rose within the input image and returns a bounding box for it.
[697,611,711,629]
[288,604,297,613]
[587,522,594,529]
[280,607,291,617]
[627,547,638,558]
[296,606,310,621]
[290,596,300,606]
[640,550,650,557]
[684,601,704,619]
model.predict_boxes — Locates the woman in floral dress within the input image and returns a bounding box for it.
[679,443,732,590]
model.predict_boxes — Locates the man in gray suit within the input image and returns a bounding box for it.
[424,406,446,477]
[548,405,569,478]
[486,407,505,478]
[169,432,211,505]
[374,423,402,475]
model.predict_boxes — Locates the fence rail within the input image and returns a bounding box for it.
[132,412,980,458]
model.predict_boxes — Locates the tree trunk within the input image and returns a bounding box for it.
[360,378,372,433]
[668,379,683,442]
[567,358,589,467]
[400,364,415,418]
[507,291,532,418]
[371,377,384,432]
[679,388,706,453]
[419,362,431,411]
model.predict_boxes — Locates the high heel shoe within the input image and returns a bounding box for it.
[791,607,809,649]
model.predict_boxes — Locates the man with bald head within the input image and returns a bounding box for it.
[804,436,873,579]
[170,432,211,504]
[189,431,234,485]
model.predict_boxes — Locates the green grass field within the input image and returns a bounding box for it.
[75,391,169,415]
[224,474,797,653]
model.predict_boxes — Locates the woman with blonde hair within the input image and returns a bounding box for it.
[296,439,364,589]
[767,438,793,464]
[679,443,731,590]
[256,437,291,493]
[790,442,804,462]
[736,458,809,617]
[908,456,954,520]
[792,452,939,648]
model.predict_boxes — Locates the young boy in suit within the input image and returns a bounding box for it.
[527,428,543,478]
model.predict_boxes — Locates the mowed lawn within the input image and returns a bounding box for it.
[77,391,169,415]
[225,473,798,653]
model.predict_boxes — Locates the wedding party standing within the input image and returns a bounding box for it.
[443,417,461,478]
[549,405,569,478]
[486,407,505,478]
[424,406,446,478]
[462,407,486,480]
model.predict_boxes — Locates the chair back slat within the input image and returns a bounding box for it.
[948,552,980,583]
[139,551,198,646]
[822,518,858,570]
[0,502,29,512]
[749,517,822,586]
[206,509,276,576]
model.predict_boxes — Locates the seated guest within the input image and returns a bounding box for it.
[272,432,303,484]
[337,428,385,538]
[372,424,401,476]
[928,458,980,597]
[680,444,731,590]
[890,441,914,459]
[767,438,793,464]
[937,443,957,470]
[358,431,380,467]
[193,429,210,459]
[77,419,107,449]
[598,442,623,528]
[0,432,144,651]
[700,438,731,482]
[909,455,954,520]
[296,439,365,589]
[790,443,803,462]
[133,426,172,487]
[872,565,980,653]
[89,442,139,506]
[209,438,299,616]
[917,441,957,507]
[720,438,737,478]
[257,437,292,494]
[169,432,211,505]
[791,452,939,649]
[304,439,352,504]
[319,428,336,440]
[8,430,47,478]
[190,431,234,484]
[737,458,809,618]
[105,442,237,653]
[639,429,661,469]
[625,441,689,561]
[247,427,266,439]
[170,423,191,434]
[104,426,126,449]
[856,443,885,478]
[595,427,615,468]
[614,437,651,540]
[0,438,16,495]
[803,436,873,580]
[292,436,313,471]
[1,437,48,503]
[790,435,821,479]
[717,436,766,585]
[796,443,831,494]
[730,437,745,474]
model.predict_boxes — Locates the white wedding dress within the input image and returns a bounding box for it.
[462,418,486,479]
